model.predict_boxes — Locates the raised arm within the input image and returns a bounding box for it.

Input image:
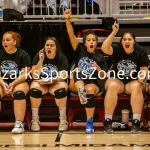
[101,21,119,55]
[64,9,78,51]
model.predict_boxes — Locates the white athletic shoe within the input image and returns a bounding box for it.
[30,117,40,132]
[12,121,24,134]
[59,116,68,131]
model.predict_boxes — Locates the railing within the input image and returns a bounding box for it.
[2,0,150,20]
[111,0,150,18]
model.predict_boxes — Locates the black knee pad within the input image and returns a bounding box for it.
[83,94,95,108]
[13,91,25,100]
[30,88,42,98]
[54,88,67,99]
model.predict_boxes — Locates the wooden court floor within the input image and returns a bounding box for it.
[0,127,150,150]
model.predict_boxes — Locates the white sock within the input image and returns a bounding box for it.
[32,108,39,118]
[105,114,113,120]
[59,107,66,117]
[15,120,23,124]
[133,114,141,121]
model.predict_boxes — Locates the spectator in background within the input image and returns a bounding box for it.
[133,0,150,6]
[46,0,70,15]
[98,0,120,15]
[12,0,32,14]
[79,0,101,14]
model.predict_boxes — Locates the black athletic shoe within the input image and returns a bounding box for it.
[131,119,141,134]
[104,118,113,133]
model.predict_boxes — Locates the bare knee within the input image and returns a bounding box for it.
[131,81,143,92]
[0,86,5,97]
[13,83,29,96]
[86,86,96,94]
[30,81,41,90]
[106,80,124,94]
[61,82,68,90]
[69,79,77,92]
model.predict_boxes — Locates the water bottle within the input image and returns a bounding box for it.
[121,109,130,124]
[0,6,3,21]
